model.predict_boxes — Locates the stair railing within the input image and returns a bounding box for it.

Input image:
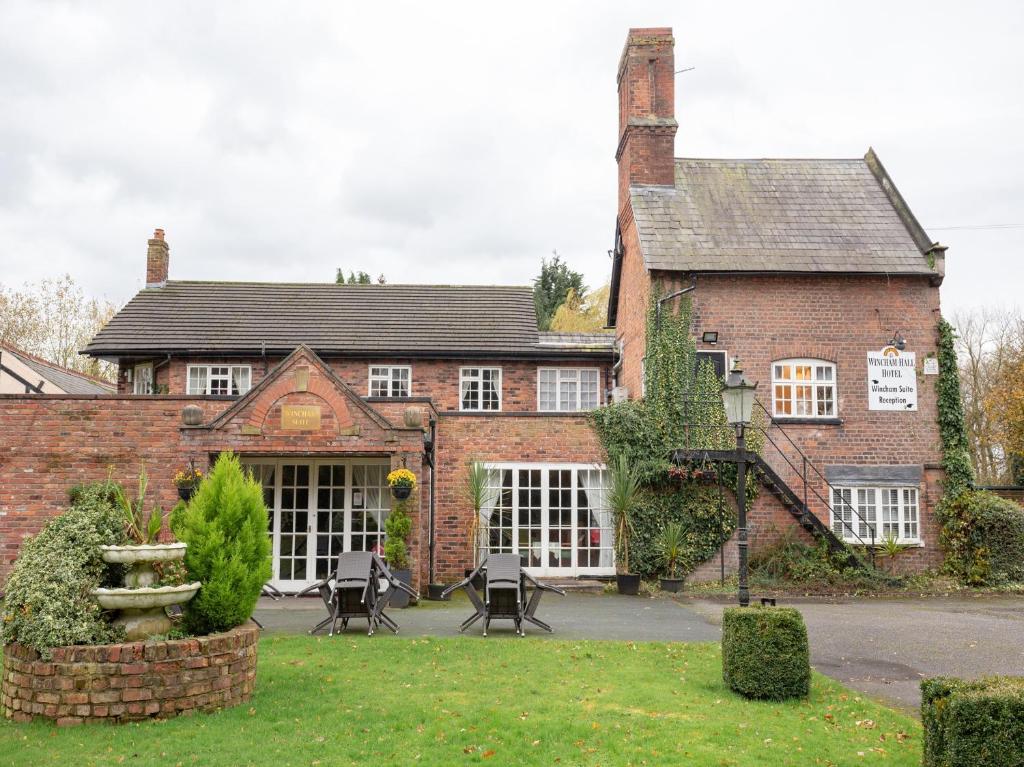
[678,394,877,565]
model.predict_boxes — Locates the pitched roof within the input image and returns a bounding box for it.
[629,151,941,275]
[84,282,610,360]
[1,344,115,394]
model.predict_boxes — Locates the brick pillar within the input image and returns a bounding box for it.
[146,228,169,287]
[615,28,678,213]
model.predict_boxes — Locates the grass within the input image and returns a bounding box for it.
[1,636,922,766]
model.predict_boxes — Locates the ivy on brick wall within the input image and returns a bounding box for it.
[590,288,760,578]
[935,317,975,497]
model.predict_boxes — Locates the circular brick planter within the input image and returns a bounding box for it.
[1,624,259,726]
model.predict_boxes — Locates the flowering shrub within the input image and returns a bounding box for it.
[0,483,127,656]
[387,468,416,490]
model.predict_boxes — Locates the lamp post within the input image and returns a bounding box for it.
[720,359,757,608]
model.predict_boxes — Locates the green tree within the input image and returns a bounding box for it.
[533,252,586,331]
[171,452,272,634]
[335,269,384,285]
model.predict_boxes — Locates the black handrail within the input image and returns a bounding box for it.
[678,394,878,562]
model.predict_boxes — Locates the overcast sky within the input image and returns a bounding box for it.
[0,1,1021,315]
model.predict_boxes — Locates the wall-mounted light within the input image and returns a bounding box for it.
[889,330,907,351]
[701,331,719,345]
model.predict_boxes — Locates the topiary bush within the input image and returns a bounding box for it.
[922,676,1024,766]
[937,489,1024,585]
[0,483,127,657]
[383,499,412,571]
[721,606,810,700]
[171,452,271,634]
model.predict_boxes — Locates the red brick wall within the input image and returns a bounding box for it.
[2,625,258,725]
[117,356,612,413]
[613,205,652,399]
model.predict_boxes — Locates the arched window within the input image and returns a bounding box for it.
[771,359,836,418]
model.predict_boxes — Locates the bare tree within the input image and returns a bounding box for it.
[0,275,118,380]
[952,307,1024,484]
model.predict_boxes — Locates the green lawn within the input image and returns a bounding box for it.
[2,637,921,766]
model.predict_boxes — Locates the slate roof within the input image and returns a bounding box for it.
[629,153,940,275]
[1,344,115,394]
[84,282,611,359]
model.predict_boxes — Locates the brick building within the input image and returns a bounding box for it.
[610,28,948,569]
[0,27,952,587]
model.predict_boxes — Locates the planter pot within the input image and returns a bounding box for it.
[177,485,195,502]
[616,573,641,595]
[389,568,413,607]
[391,485,412,501]
[660,577,685,593]
[427,583,449,601]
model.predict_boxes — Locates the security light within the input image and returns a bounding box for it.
[701,331,719,344]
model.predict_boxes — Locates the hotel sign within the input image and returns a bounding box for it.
[281,405,321,430]
[867,347,917,411]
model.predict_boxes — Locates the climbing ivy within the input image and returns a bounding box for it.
[590,287,761,578]
[935,317,974,497]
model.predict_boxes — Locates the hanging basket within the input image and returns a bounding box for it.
[391,485,412,501]
[177,486,195,502]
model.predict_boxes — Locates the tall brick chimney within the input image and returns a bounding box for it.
[616,28,678,213]
[146,228,168,287]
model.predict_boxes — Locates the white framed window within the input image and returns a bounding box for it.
[133,363,154,395]
[460,367,501,411]
[368,365,411,397]
[772,359,836,418]
[187,365,252,396]
[831,486,919,544]
[479,463,614,576]
[538,368,600,412]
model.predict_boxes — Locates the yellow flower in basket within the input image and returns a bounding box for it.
[387,468,416,490]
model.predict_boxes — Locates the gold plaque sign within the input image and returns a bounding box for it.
[281,405,321,430]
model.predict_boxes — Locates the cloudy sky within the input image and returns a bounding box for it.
[0,1,1021,314]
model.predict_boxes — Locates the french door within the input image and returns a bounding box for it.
[479,463,614,577]
[244,458,391,592]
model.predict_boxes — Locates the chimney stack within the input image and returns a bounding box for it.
[616,28,678,213]
[146,228,169,287]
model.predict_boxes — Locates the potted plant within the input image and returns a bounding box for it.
[609,454,642,595]
[656,522,687,592]
[173,464,203,502]
[465,461,495,584]
[90,465,201,640]
[384,500,414,607]
[387,467,416,501]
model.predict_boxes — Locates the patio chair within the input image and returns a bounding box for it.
[296,551,416,636]
[442,554,566,637]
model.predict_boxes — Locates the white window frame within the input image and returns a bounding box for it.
[830,485,920,545]
[537,368,601,412]
[367,365,411,398]
[186,364,252,396]
[459,367,502,411]
[132,363,154,395]
[772,358,837,419]
[695,350,728,380]
[479,462,614,576]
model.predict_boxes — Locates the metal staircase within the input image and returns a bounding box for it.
[672,398,875,570]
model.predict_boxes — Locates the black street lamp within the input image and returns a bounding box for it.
[720,359,757,608]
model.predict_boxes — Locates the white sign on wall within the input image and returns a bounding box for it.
[867,346,917,411]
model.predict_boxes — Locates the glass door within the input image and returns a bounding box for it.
[245,458,391,593]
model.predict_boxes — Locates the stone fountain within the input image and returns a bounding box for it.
[91,542,201,640]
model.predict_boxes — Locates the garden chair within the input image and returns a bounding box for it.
[297,551,416,636]
[442,554,565,637]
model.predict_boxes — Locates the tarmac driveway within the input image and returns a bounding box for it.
[687,595,1024,711]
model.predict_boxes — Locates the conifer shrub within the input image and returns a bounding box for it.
[721,606,810,700]
[0,483,126,656]
[171,452,271,634]
[383,500,412,570]
[922,676,1024,766]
